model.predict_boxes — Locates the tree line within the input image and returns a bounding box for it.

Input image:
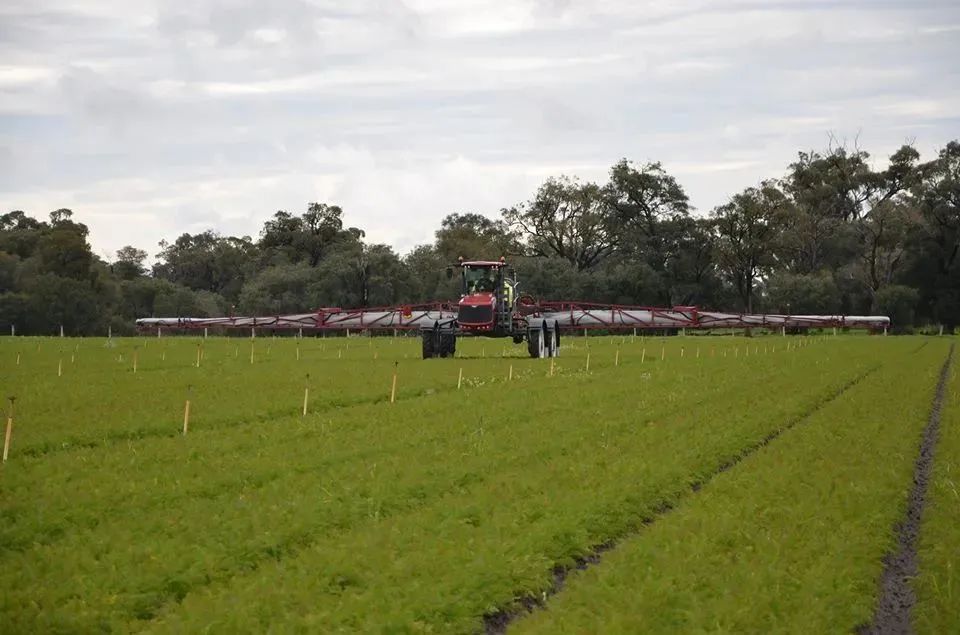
[1,139,957,335]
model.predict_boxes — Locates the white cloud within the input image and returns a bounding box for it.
[0,0,958,260]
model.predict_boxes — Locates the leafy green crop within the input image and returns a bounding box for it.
[914,351,960,634]
[512,341,952,633]
[0,334,952,633]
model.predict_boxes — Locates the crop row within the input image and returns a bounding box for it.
[0,339,903,631]
[1,334,822,454]
[511,340,952,633]
[914,350,959,634]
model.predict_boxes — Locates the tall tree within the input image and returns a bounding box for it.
[504,176,616,270]
[712,183,787,312]
[113,246,148,280]
[905,141,960,330]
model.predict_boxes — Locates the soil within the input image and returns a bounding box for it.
[858,343,954,635]
[483,365,881,634]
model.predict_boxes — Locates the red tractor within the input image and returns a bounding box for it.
[420,258,560,359]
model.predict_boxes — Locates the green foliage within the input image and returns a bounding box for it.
[914,359,960,633]
[765,270,841,314]
[2,335,932,632]
[514,341,952,633]
[874,284,920,332]
[2,139,959,334]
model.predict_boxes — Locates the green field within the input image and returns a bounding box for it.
[0,334,956,633]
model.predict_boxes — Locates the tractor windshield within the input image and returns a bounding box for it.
[463,265,498,295]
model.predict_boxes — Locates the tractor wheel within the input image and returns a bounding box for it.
[422,332,435,359]
[548,326,559,357]
[527,328,545,359]
[439,334,456,358]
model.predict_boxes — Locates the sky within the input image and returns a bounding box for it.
[1,0,958,262]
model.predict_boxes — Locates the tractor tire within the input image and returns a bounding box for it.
[548,325,559,357]
[527,328,546,359]
[422,332,435,359]
[439,334,456,358]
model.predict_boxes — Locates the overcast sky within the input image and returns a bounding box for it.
[1,0,958,262]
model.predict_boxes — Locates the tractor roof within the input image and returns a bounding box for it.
[461,261,503,267]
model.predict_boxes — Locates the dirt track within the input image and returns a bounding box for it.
[859,344,954,635]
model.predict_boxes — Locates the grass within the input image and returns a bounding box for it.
[0,333,954,632]
[914,351,959,634]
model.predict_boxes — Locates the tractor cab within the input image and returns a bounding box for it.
[449,259,515,333]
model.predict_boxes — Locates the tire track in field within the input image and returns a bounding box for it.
[483,363,882,634]
[858,343,954,635]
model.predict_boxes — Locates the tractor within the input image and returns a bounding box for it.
[420,258,560,359]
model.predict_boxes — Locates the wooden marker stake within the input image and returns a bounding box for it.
[296,345,301,361]
[196,344,202,368]
[696,347,700,359]
[302,375,310,416]
[3,397,15,463]
[457,367,463,389]
[661,346,665,361]
[615,348,620,367]
[549,357,555,377]
[681,347,685,358]
[508,364,513,381]
[182,385,192,435]
[641,348,646,364]
[16,352,20,366]
[250,343,255,364]
[133,348,139,373]
[585,352,591,372]
[390,362,398,403]
[58,358,62,377]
